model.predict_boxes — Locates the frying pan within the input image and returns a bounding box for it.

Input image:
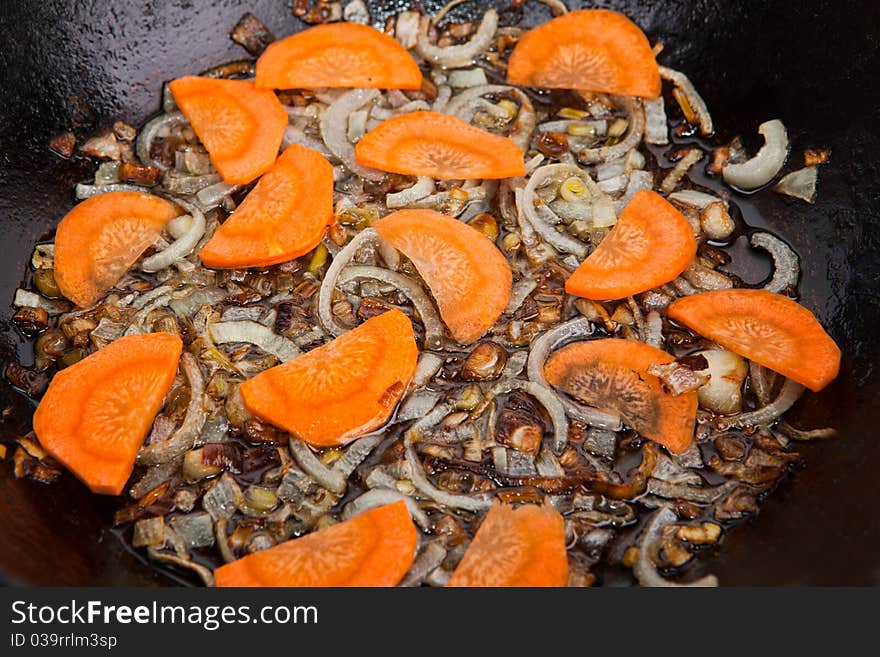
[0,0,878,586]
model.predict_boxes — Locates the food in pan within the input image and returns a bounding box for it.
[4,5,839,587]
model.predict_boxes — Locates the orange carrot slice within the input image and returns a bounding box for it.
[447,502,568,587]
[169,76,287,184]
[215,500,417,587]
[507,9,660,98]
[375,209,512,344]
[199,143,333,268]
[544,338,697,454]
[33,333,182,495]
[565,190,696,300]
[255,23,422,90]
[354,111,526,180]
[240,309,417,446]
[54,191,181,307]
[668,289,841,392]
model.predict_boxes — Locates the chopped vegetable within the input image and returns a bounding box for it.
[169,76,287,184]
[668,289,841,392]
[54,191,180,307]
[544,338,698,454]
[240,310,417,446]
[447,502,568,587]
[32,333,182,495]
[199,143,333,268]
[375,209,512,343]
[565,190,697,300]
[256,22,422,90]
[722,119,789,190]
[354,111,526,180]
[507,9,660,98]
[215,501,417,586]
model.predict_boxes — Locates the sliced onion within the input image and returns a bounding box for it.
[318,228,385,335]
[399,539,448,587]
[320,88,384,181]
[405,404,493,511]
[643,96,669,145]
[448,67,488,88]
[395,10,421,49]
[136,111,188,171]
[658,66,714,135]
[210,320,300,362]
[722,119,789,190]
[412,353,444,388]
[288,438,347,494]
[142,198,206,272]
[576,97,644,164]
[513,187,555,264]
[195,181,240,210]
[645,310,664,349]
[681,262,733,291]
[505,277,538,315]
[75,183,149,200]
[527,318,623,430]
[660,148,704,195]
[137,353,207,465]
[416,8,497,68]
[342,489,431,530]
[282,124,335,160]
[386,176,435,208]
[773,166,818,203]
[147,546,214,586]
[634,507,718,587]
[750,231,800,293]
[333,434,384,479]
[491,379,569,453]
[726,377,804,428]
[338,265,444,349]
[667,190,723,210]
[617,170,653,211]
[647,479,736,503]
[445,84,535,152]
[432,84,452,112]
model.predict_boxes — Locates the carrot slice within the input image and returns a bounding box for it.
[544,338,697,454]
[354,111,526,180]
[199,143,333,268]
[565,190,697,300]
[507,9,660,98]
[215,500,417,587]
[447,502,568,587]
[54,191,181,307]
[169,76,287,184]
[375,209,512,344]
[32,333,182,495]
[668,289,841,392]
[255,23,422,90]
[240,309,417,446]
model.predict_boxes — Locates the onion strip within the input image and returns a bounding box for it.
[416,9,498,68]
[137,353,207,465]
[658,66,714,135]
[338,265,444,349]
[210,320,301,361]
[634,507,718,587]
[142,197,207,272]
[749,231,800,293]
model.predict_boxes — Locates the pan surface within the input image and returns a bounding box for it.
[0,0,877,585]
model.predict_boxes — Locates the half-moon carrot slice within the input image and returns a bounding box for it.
[375,209,512,344]
[447,502,568,587]
[54,191,181,307]
[32,333,182,495]
[544,338,697,454]
[240,309,417,447]
[507,9,661,98]
[215,500,417,587]
[255,22,422,90]
[199,143,333,268]
[354,111,526,180]
[668,289,841,392]
[565,190,697,300]
[169,76,287,185]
